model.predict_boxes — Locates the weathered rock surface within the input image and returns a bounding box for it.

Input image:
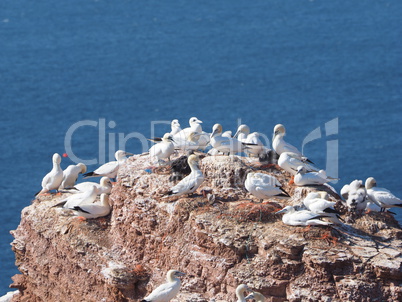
[9,153,402,301]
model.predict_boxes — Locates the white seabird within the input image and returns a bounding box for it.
[294,166,337,186]
[244,172,290,202]
[69,177,112,195]
[365,177,402,212]
[302,193,341,223]
[275,206,333,226]
[83,150,132,179]
[166,154,204,197]
[59,163,87,189]
[53,184,98,208]
[235,284,250,302]
[233,124,251,142]
[210,124,247,155]
[341,180,368,213]
[169,119,182,136]
[234,125,265,157]
[272,124,304,158]
[149,133,175,163]
[69,193,111,219]
[37,153,63,195]
[141,270,185,302]
[173,131,203,151]
[278,152,318,175]
[245,291,266,302]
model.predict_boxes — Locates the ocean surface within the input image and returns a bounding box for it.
[1,0,401,295]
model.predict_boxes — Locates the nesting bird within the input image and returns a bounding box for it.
[365,177,402,212]
[69,193,111,219]
[275,205,333,226]
[36,153,63,195]
[70,177,113,195]
[235,284,250,302]
[294,166,338,186]
[149,133,175,163]
[53,184,98,208]
[341,180,368,213]
[83,150,132,179]
[59,163,87,189]
[278,152,318,175]
[141,270,185,302]
[210,124,247,155]
[166,154,204,197]
[244,172,290,202]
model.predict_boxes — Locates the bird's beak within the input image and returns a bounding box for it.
[125,152,134,156]
[176,271,186,276]
[197,119,203,124]
[275,209,285,214]
[210,129,218,139]
[233,130,240,138]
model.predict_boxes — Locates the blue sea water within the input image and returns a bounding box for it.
[1,0,401,295]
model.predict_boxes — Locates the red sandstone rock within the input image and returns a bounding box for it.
[8,153,402,302]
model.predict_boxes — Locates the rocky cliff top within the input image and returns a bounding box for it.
[9,153,402,302]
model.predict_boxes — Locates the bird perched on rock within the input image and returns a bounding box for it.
[275,205,333,226]
[294,166,338,186]
[149,133,175,164]
[169,119,182,136]
[272,124,311,162]
[278,152,318,175]
[166,154,204,197]
[59,163,87,189]
[302,192,342,224]
[84,150,132,180]
[234,124,266,158]
[341,180,368,213]
[365,177,402,212]
[141,270,185,302]
[36,153,63,195]
[53,184,98,208]
[235,284,251,302]
[244,172,290,202]
[69,193,111,219]
[68,177,112,195]
[210,124,248,155]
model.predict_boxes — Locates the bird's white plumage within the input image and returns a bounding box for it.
[39,153,63,194]
[365,177,402,210]
[85,150,131,179]
[276,206,332,226]
[59,163,87,189]
[342,180,368,213]
[169,119,182,136]
[210,124,246,154]
[142,270,185,302]
[72,177,112,195]
[149,133,175,162]
[278,152,318,175]
[234,124,265,157]
[272,124,303,157]
[235,284,250,302]
[167,155,204,196]
[57,185,98,208]
[294,166,336,186]
[245,172,288,201]
[70,193,111,219]
[245,291,266,302]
